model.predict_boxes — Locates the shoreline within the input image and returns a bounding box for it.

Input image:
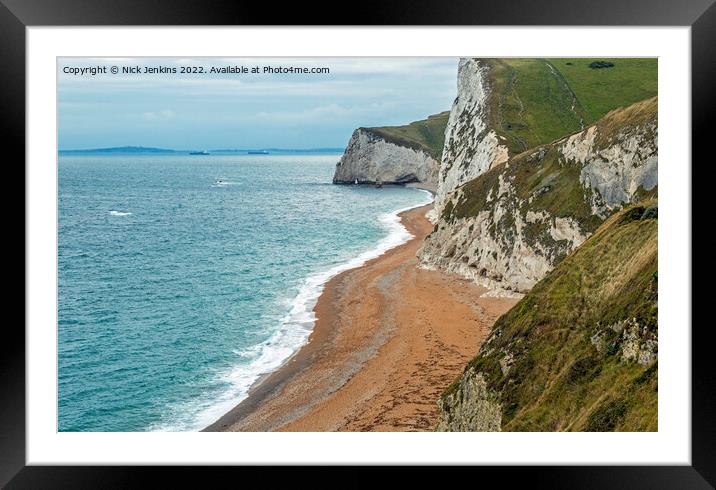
[202,199,434,431]
[205,202,517,432]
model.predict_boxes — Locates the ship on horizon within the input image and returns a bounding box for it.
[189,150,210,155]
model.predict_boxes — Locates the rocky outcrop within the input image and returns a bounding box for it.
[591,318,658,366]
[562,110,658,218]
[436,370,501,431]
[419,97,658,295]
[333,129,440,187]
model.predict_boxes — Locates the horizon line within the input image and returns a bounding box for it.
[59,145,345,153]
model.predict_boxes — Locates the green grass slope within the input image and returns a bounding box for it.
[365,111,450,160]
[443,203,658,431]
[548,58,658,125]
[482,58,657,154]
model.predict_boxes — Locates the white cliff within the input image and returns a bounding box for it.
[333,129,440,187]
[561,111,659,217]
[419,97,658,295]
[433,59,509,217]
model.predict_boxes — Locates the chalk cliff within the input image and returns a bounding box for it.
[431,59,659,432]
[419,97,658,295]
[333,129,440,186]
[433,59,509,215]
[333,112,448,188]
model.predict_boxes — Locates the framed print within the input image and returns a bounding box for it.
[4,0,715,486]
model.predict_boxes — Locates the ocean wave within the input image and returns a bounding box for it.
[109,210,132,216]
[149,189,433,431]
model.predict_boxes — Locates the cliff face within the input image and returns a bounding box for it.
[433,59,509,214]
[437,203,658,432]
[333,112,449,188]
[420,97,658,295]
[333,129,440,186]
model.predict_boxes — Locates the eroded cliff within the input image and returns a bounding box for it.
[433,59,509,214]
[333,112,448,188]
[333,129,440,186]
[420,97,658,295]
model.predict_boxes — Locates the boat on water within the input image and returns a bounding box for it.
[189,150,210,155]
[248,150,270,155]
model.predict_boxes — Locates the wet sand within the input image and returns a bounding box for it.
[205,204,517,432]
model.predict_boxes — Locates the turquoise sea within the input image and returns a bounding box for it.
[58,153,431,431]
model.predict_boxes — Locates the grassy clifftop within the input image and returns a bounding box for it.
[548,58,658,124]
[439,203,658,431]
[482,58,657,154]
[364,111,450,160]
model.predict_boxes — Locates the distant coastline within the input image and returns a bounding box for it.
[59,146,344,155]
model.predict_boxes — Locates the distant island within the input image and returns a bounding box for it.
[59,146,178,154]
[59,146,344,155]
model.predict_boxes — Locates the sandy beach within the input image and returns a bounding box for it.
[205,203,518,432]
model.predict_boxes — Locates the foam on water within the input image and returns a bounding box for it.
[150,189,433,431]
[109,210,132,216]
[210,180,240,188]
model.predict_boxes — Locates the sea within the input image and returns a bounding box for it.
[58,153,432,431]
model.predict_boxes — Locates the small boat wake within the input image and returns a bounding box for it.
[211,179,240,188]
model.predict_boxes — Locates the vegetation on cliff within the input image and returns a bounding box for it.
[443,97,657,228]
[364,111,450,160]
[420,58,659,431]
[422,96,657,294]
[438,203,658,431]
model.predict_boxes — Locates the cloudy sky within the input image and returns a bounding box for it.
[57,57,459,150]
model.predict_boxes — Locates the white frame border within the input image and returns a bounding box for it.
[28,26,691,465]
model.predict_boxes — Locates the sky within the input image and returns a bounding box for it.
[57,57,460,151]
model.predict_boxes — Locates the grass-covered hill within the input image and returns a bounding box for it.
[481,58,657,154]
[437,202,658,431]
[363,111,450,160]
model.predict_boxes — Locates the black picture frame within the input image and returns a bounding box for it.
[4,0,715,486]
